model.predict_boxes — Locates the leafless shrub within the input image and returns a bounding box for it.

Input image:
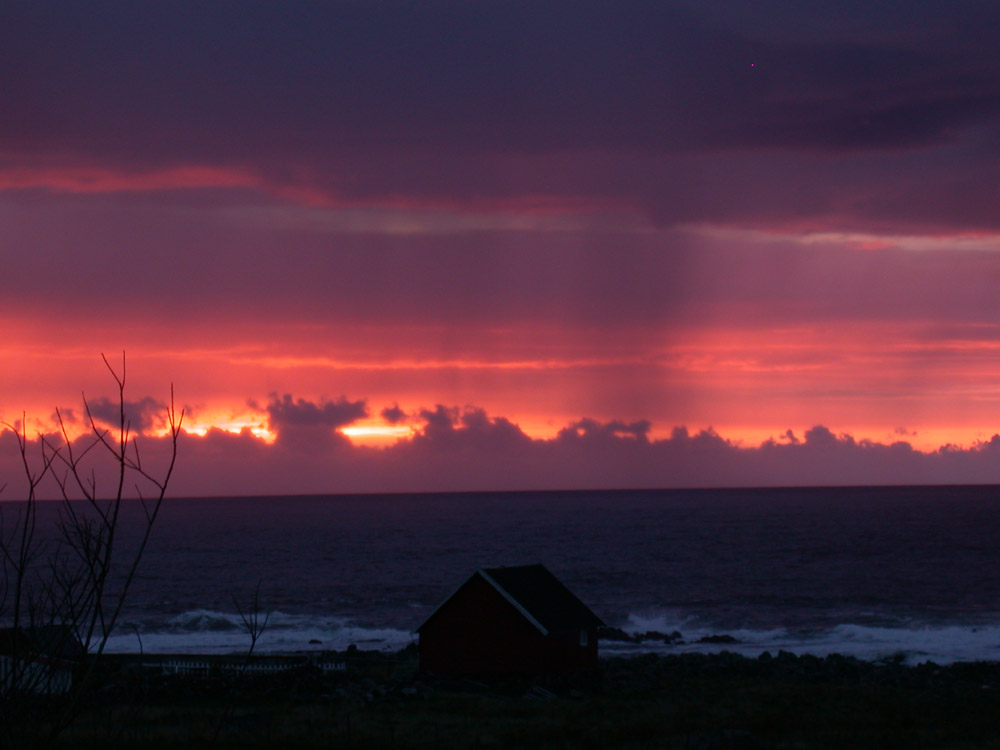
[209,579,273,745]
[233,579,271,661]
[0,353,182,748]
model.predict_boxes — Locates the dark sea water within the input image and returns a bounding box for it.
[12,485,1000,664]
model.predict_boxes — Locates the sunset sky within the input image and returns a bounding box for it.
[4,1,1000,495]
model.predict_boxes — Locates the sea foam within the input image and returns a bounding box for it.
[105,609,416,654]
[608,612,1000,665]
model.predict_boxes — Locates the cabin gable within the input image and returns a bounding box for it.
[417,565,602,675]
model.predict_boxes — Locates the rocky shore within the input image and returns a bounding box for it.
[41,647,1000,747]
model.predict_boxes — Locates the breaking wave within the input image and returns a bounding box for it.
[104,609,416,655]
[603,611,1000,665]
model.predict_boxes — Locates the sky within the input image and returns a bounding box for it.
[4,1,1000,496]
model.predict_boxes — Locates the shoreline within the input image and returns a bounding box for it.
[101,610,1000,666]
[101,621,1000,668]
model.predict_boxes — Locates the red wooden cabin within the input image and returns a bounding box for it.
[416,564,603,675]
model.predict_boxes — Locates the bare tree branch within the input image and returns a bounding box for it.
[0,354,181,749]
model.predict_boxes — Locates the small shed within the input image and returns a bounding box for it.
[0,625,84,695]
[416,564,604,675]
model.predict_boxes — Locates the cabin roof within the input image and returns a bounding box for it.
[418,564,604,636]
[0,625,85,659]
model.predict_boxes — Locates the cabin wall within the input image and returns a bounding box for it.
[419,575,597,674]
[545,628,600,670]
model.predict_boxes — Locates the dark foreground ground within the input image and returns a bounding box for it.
[24,648,1000,748]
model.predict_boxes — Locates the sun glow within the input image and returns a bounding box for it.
[161,401,278,441]
[341,424,414,446]
[179,419,273,441]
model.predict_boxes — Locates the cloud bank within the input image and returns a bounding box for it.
[4,396,1000,499]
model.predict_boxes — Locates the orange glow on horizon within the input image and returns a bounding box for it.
[3,315,1000,459]
[4,409,1000,456]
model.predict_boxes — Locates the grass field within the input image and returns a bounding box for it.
[22,649,1000,748]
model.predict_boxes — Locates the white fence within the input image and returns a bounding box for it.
[157,657,345,675]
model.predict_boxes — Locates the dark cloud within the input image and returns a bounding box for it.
[9,410,1000,498]
[409,406,532,453]
[380,404,407,425]
[417,406,459,437]
[557,418,651,444]
[266,394,367,430]
[265,394,367,453]
[86,396,166,433]
[803,425,839,449]
[0,424,176,500]
[4,2,999,171]
[3,0,1000,316]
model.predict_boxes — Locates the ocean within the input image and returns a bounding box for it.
[9,485,1000,665]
